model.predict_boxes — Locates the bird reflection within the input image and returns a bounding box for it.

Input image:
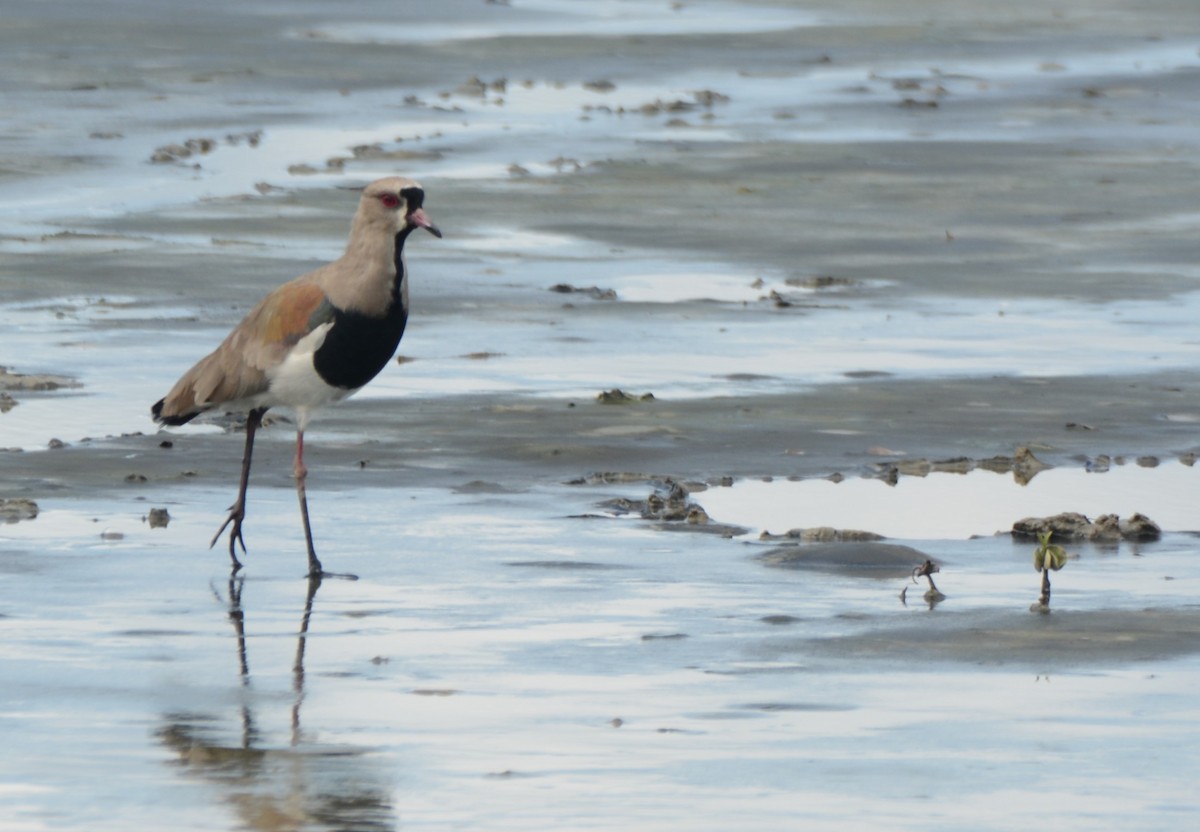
[157,575,396,832]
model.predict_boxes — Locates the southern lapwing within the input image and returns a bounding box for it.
[152,176,441,578]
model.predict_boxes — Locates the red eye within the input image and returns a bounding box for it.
[379,193,401,209]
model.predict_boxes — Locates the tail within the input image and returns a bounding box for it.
[152,397,201,427]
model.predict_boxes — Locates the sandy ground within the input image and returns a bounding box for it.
[3,1,1200,830]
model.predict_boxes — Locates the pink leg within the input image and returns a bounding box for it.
[292,429,309,481]
[293,429,323,578]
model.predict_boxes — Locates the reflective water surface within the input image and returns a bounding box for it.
[4,0,1200,829]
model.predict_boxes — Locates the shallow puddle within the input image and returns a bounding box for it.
[304,0,821,44]
[696,461,1200,539]
[7,277,1200,451]
[4,481,1200,831]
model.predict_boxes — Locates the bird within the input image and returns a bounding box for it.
[152,176,441,579]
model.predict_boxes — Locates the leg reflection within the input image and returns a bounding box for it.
[292,574,321,744]
[159,573,394,831]
[216,572,257,749]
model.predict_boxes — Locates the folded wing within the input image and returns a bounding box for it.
[152,281,334,425]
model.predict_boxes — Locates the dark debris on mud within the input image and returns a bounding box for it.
[585,476,748,536]
[595,388,655,405]
[1,497,39,523]
[550,283,618,301]
[868,445,1051,486]
[0,365,80,395]
[759,527,884,543]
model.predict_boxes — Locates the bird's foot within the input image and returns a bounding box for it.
[211,506,248,571]
[305,559,358,582]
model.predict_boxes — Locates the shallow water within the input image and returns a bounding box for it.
[308,0,823,43]
[6,270,1200,451]
[697,461,1200,539]
[4,481,1200,830]
[5,0,1200,829]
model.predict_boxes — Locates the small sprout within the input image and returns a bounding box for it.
[912,559,940,589]
[1033,529,1069,572]
[903,559,945,607]
[1031,530,1071,612]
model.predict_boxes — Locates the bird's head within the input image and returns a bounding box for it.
[359,177,442,240]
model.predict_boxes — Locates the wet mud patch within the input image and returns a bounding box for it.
[757,541,935,580]
[453,479,524,495]
[790,608,1200,668]
[760,615,805,626]
[505,560,622,570]
[737,701,855,713]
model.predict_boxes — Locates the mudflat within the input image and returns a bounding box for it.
[3,2,1200,829]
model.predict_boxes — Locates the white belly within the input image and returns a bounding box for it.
[265,323,359,427]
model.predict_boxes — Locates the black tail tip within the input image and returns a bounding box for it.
[152,398,197,427]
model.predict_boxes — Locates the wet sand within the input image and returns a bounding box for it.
[4,1,1200,829]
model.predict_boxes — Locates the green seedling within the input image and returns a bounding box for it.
[1031,530,1070,612]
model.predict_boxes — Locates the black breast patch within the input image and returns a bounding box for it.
[313,230,414,391]
[312,304,408,391]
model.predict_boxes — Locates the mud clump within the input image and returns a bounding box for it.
[596,388,655,404]
[452,75,507,98]
[1,497,39,523]
[550,283,617,301]
[784,275,858,291]
[150,137,216,163]
[149,131,262,164]
[599,478,746,535]
[602,479,692,521]
[0,366,79,392]
[568,471,657,486]
[1012,512,1161,542]
[1011,446,1052,484]
[871,445,1051,485]
[759,527,884,543]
